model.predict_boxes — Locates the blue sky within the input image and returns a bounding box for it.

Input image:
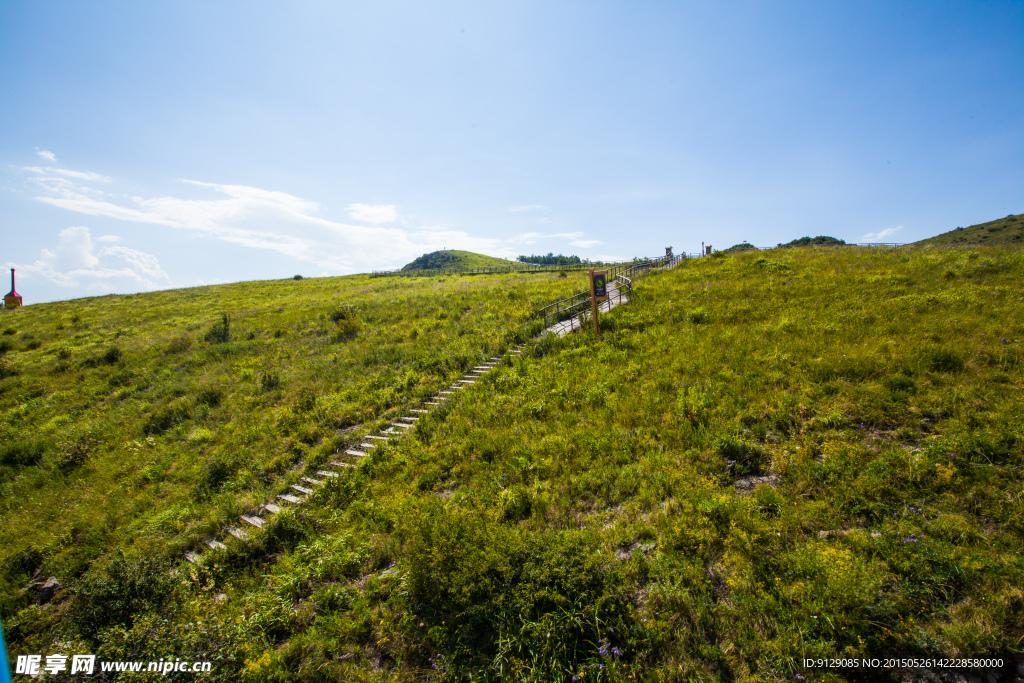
[1,1,1021,304]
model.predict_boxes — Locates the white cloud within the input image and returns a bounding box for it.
[24,164,112,183]
[860,226,902,242]
[10,226,171,291]
[22,165,545,271]
[346,203,397,224]
[36,149,57,162]
[505,204,548,213]
[96,235,121,242]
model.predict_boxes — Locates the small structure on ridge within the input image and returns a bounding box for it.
[4,268,23,308]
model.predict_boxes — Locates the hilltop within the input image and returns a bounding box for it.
[400,249,520,271]
[913,212,1023,247]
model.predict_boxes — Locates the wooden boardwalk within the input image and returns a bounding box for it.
[542,281,630,337]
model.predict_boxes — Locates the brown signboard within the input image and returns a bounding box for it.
[591,270,608,301]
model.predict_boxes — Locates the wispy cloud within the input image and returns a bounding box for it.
[504,204,548,213]
[24,165,112,183]
[36,149,57,162]
[347,203,397,224]
[860,225,902,242]
[8,226,171,291]
[20,164,558,272]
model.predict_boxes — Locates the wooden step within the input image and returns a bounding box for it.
[345,449,367,457]
[206,539,227,550]
[457,379,476,384]
[277,494,303,504]
[241,515,265,529]
[438,391,454,395]
[227,527,248,541]
[400,416,420,421]
[365,435,390,440]
[410,409,428,413]
[333,462,356,468]
[301,477,323,486]
[290,484,313,495]
[424,402,440,406]
[317,470,339,478]
[262,504,281,514]
[390,422,413,428]
[185,551,202,564]
[359,442,377,449]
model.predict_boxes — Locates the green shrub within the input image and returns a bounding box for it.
[687,307,710,324]
[165,333,192,353]
[0,441,48,468]
[144,398,194,434]
[883,375,917,393]
[261,372,281,391]
[197,387,224,407]
[330,304,361,341]
[405,507,631,675]
[204,313,230,343]
[101,346,122,364]
[200,453,238,491]
[925,346,965,372]
[715,434,765,477]
[68,550,176,641]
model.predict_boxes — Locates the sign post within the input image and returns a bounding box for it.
[589,269,608,339]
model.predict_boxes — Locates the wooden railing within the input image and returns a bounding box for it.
[536,254,683,330]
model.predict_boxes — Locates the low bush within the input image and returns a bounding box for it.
[144,398,194,434]
[204,313,230,343]
[68,550,176,642]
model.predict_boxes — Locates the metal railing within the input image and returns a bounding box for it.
[537,254,683,330]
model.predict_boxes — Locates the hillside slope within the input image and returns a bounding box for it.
[2,248,1023,682]
[914,212,1023,247]
[400,249,520,271]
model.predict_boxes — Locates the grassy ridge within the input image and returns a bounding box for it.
[914,213,1023,248]
[3,246,1023,682]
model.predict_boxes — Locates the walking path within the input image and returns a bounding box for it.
[543,281,629,337]
[542,255,684,337]
[185,344,527,565]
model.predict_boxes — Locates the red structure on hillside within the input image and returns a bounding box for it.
[4,268,23,308]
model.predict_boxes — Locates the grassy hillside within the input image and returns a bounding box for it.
[914,213,1023,247]
[401,249,520,271]
[3,247,1024,682]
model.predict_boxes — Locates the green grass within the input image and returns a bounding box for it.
[401,249,521,271]
[2,246,1023,682]
[914,213,1023,248]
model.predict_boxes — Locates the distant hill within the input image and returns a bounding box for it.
[721,236,846,253]
[913,213,1023,248]
[779,236,846,248]
[401,250,520,271]
[722,242,759,253]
